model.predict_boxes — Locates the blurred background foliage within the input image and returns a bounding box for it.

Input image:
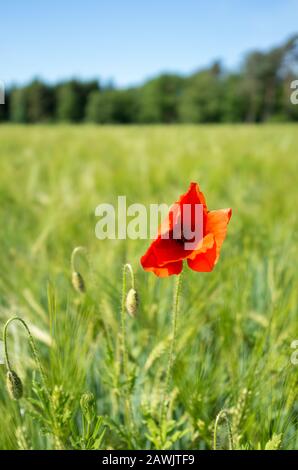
[0,124,297,449]
[1,35,298,125]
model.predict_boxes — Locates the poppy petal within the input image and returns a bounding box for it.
[206,208,232,262]
[141,236,188,269]
[158,202,181,237]
[140,182,231,277]
[178,182,207,209]
[141,260,183,277]
[157,182,206,238]
[187,233,217,272]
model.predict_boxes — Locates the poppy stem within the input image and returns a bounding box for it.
[160,272,182,423]
[3,316,50,398]
[70,246,86,273]
[120,264,134,426]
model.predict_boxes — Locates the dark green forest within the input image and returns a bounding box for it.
[1,35,298,124]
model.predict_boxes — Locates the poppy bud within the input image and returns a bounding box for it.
[80,391,95,423]
[126,288,138,317]
[6,370,23,400]
[72,271,85,294]
[71,247,87,294]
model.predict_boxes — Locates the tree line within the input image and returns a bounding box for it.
[1,35,297,124]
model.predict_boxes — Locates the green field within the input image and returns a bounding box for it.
[0,124,297,450]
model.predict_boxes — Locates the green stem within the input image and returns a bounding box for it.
[213,409,233,450]
[3,316,50,398]
[71,246,86,272]
[120,264,134,424]
[160,272,182,423]
[124,263,135,289]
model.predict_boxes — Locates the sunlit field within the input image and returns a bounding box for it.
[0,124,297,450]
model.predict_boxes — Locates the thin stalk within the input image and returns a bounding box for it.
[120,264,134,425]
[160,272,182,423]
[71,246,86,272]
[3,317,66,449]
[3,316,50,398]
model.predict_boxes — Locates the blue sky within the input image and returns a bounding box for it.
[1,0,297,87]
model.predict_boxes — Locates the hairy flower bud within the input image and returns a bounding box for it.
[126,288,138,317]
[72,271,85,293]
[6,370,23,400]
[80,391,95,422]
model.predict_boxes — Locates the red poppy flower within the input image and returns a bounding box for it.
[140,182,232,277]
